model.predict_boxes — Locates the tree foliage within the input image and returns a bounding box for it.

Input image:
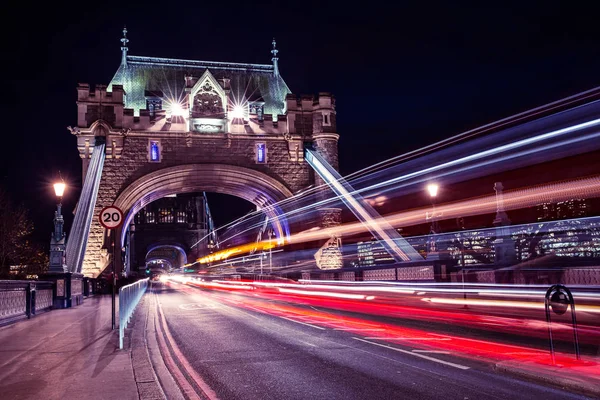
[0,188,37,277]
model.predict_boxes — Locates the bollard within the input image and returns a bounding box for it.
[544,284,580,364]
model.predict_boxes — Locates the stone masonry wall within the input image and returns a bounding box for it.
[82,134,312,277]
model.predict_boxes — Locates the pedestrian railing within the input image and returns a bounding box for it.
[0,280,54,325]
[119,278,149,349]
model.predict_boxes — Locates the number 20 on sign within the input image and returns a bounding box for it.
[99,206,124,229]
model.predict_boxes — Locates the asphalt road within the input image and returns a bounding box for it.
[151,282,593,400]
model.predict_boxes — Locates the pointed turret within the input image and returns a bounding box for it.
[271,38,279,77]
[120,26,129,66]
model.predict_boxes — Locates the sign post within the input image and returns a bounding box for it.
[544,284,580,364]
[99,205,124,330]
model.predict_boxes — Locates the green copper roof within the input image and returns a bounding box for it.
[109,55,291,117]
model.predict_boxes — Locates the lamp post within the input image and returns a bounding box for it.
[49,182,67,273]
[426,183,440,260]
[267,228,274,274]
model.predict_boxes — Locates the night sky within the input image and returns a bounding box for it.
[2,1,599,246]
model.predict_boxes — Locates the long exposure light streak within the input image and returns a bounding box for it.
[288,174,600,245]
[213,117,600,251]
[356,118,600,194]
[305,148,421,262]
[339,87,600,181]
[165,279,600,381]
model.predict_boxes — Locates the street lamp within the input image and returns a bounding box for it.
[49,182,67,272]
[267,227,274,273]
[427,183,438,198]
[426,183,440,260]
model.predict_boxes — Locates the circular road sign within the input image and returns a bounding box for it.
[99,206,124,229]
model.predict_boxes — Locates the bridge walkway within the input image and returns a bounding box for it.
[0,295,160,400]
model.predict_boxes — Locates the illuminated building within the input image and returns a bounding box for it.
[71,29,342,277]
[356,238,395,267]
[536,198,590,221]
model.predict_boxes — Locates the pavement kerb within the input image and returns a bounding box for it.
[127,294,168,400]
[493,360,600,398]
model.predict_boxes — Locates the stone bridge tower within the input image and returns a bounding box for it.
[70,30,341,277]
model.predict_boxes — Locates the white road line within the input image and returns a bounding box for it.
[280,317,326,330]
[353,337,470,370]
[413,350,451,354]
[363,337,451,341]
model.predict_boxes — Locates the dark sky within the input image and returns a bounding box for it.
[2,1,599,245]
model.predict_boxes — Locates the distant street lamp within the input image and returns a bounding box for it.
[426,183,440,260]
[267,227,274,273]
[427,183,438,198]
[49,182,67,272]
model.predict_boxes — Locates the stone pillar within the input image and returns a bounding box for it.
[40,272,84,308]
[311,94,342,269]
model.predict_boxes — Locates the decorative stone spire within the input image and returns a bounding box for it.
[120,26,129,66]
[271,38,279,77]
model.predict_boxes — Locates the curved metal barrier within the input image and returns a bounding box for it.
[119,278,149,349]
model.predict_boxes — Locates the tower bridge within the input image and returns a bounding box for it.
[68,30,345,277]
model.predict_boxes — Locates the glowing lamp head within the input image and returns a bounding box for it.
[54,182,66,197]
[170,102,184,117]
[231,105,245,119]
[427,183,439,198]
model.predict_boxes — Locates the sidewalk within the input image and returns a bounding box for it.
[0,294,162,400]
[495,354,600,398]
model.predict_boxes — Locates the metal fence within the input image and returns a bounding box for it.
[0,280,53,325]
[119,278,149,349]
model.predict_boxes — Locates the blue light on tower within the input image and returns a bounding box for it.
[257,143,266,163]
[150,141,160,161]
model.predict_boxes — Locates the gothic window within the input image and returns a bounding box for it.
[249,103,264,120]
[191,81,224,118]
[146,98,162,118]
[146,211,156,224]
[158,208,173,224]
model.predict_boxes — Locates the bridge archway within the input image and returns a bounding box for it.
[146,244,188,269]
[110,164,294,275]
[114,164,293,245]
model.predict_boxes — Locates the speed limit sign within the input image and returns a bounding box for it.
[99,206,124,229]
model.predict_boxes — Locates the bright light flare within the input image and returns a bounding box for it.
[427,183,439,198]
[170,102,184,116]
[231,105,245,119]
[54,182,66,197]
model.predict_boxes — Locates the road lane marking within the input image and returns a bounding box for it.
[412,350,451,354]
[280,317,326,330]
[153,300,203,399]
[156,295,220,400]
[178,303,216,311]
[353,337,470,370]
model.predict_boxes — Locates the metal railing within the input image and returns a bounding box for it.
[0,280,53,325]
[119,278,149,349]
